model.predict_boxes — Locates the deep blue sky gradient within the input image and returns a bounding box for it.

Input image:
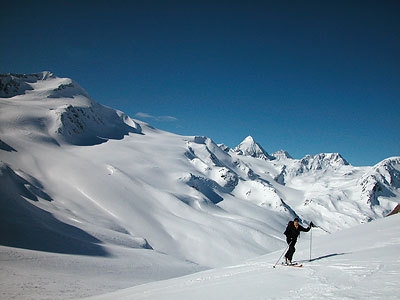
[1,0,399,165]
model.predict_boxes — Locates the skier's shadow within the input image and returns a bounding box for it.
[305,253,346,262]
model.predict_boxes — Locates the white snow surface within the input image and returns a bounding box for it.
[85,214,400,300]
[1,72,399,299]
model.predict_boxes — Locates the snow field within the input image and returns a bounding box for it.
[86,214,400,299]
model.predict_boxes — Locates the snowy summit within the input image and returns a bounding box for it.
[1,72,399,299]
[233,135,274,160]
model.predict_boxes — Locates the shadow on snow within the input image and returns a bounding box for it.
[300,253,346,263]
[0,163,109,257]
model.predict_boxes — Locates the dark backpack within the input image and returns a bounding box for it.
[284,221,294,236]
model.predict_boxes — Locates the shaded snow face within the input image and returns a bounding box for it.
[54,103,142,145]
[0,162,109,256]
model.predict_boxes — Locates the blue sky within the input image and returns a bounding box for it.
[1,1,399,166]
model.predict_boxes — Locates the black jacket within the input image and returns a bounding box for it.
[284,221,310,240]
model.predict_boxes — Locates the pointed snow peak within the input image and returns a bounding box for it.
[243,135,256,143]
[234,136,273,160]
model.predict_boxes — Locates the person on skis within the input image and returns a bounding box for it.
[283,218,313,265]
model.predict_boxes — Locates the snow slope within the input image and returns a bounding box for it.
[87,214,400,300]
[1,72,399,299]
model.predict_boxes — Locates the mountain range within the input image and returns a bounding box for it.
[1,72,399,298]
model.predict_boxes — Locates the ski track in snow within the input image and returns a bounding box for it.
[77,187,120,220]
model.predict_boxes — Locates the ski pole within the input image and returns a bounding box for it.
[273,240,292,268]
[309,225,312,262]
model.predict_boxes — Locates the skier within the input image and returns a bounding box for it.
[283,218,313,265]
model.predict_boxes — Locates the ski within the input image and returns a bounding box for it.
[281,262,303,267]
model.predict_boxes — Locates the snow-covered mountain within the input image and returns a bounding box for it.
[1,72,399,299]
[233,135,274,160]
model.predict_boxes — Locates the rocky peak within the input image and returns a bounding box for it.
[233,136,273,160]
